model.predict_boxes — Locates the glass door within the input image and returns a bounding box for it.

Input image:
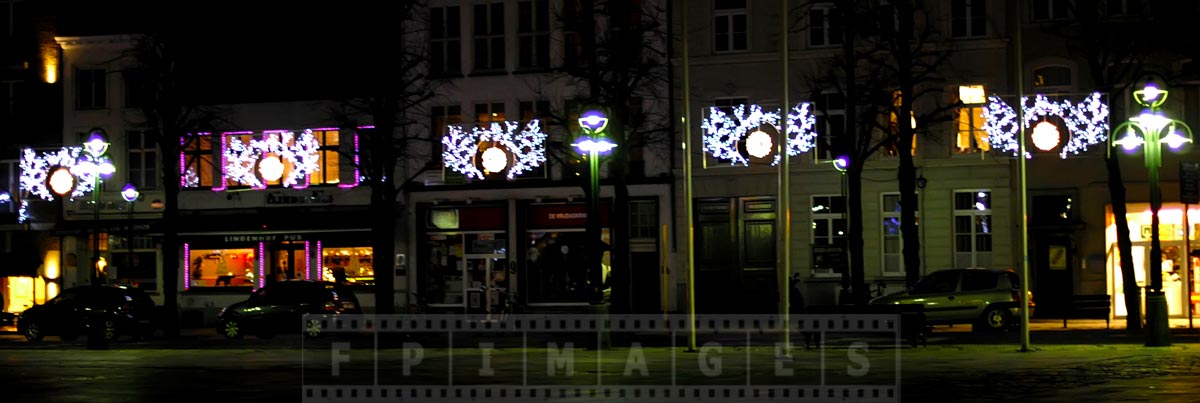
[426,232,507,310]
[270,241,306,284]
[466,254,509,314]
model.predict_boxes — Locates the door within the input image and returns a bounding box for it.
[695,199,736,313]
[906,270,962,323]
[270,242,306,283]
[466,254,508,313]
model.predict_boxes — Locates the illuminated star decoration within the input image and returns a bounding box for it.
[442,120,547,180]
[700,103,818,166]
[19,147,98,201]
[982,92,1109,159]
[221,130,322,189]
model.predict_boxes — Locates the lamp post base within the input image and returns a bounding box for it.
[1145,291,1172,347]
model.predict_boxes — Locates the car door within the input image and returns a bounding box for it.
[906,270,962,323]
[957,271,1002,321]
[43,289,81,334]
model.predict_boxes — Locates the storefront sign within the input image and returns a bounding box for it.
[265,190,335,206]
[223,234,304,243]
[528,203,609,228]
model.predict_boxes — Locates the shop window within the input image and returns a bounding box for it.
[526,230,608,304]
[322,246,374,286]
[181,134,216,188]
[111,251,157,291]
[75,68,106,109]
[188,248,258,288]
[951,0,987,38]
[954,190,993,268]
[424,233,507,306]
[881,193,918,276]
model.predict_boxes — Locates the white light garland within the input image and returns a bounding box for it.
[221,130,322,189]
[700,103,819,166]
[442,120,547,180]
[19,147,99,201]
[982,92,1109,159]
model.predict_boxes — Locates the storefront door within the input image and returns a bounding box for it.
[270,242,306,284]
[466,253,509,315]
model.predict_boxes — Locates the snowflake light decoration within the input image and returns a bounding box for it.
[700,103,819,166]
[442,120,547,180]
[983,92,1109,159]
[219,130,322,189]
[19,147,99,201]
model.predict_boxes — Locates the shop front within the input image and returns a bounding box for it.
[1107,203,1200,318]
[521,202,610,307]
[418,204,509,313]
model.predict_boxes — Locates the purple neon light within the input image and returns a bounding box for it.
[305,241,312,280]
[257,242,266,288]
[183,243,191,291]
[338,133,362,189]
[179,136,187,188]
[211,134,228,191]
[309,127,339,131]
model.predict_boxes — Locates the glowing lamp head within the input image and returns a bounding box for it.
[84,130,110,157]
[0,191,10,204]
[573,137,617,154]
[121,183,140,202]
[745,130,773,158]
[1163,130,1191,150]
[1114,130,1144,151]
[1031,121,1061,151]
[578,109,609,133]
[97,160,115,180]
[480,147,509,173]
[1134,84,1168,108]
[258,155,285,182]
[833,155,849,172]
[47,166,76,196]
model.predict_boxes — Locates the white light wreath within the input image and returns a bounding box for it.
[700,103,819,166]
[983,92,1109,159]
[222,130,323,189]
[442,120,547,180]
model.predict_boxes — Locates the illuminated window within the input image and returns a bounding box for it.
[714,0,748,52]
[809,3,843,47]
[188,248,258,288]
[475,102,506,126]
[224,133,257,188]
[886,90,918,156]
[310,130,341,186]
[881,193,918,276]
[956,105,989,154]
[1033,65,1072,89]
[430,6,462,76]
[322,246,374,286]
[181,134,215,188]
[75,68,106,109]
[958,85,986,105]
[474,2,506,72]
[812,195,847,276]
[951,0,987,38]
[518,0,550,69]
[954,191,992,268]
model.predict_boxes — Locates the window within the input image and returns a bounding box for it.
[1106,0,1142,16]
[814,93,846,161]
[951,0,987,38]
[111,248,157,291]
[630,199,658,239]
[181,134,215,188]
[1031,0,1071,21]
[188,248,258,288]
[885,90,918,156]
[431,6,462,75]
[812,195,847,275]
[476,102,506,125]
[954,190,993,269]
[809,3,843,47]
[75,68,106,109]
[714,0,748,52]
[123,69,147,109]
[310,130,341,186]
[526,230,601,303]
[433,105,463,146]
[881,193,918,276]
[961,270,998,292]
[126,130,158,190]
[518,0,550,69]
[911,270,960,294]
[321,246,374,286]
[474,2,506,72]
[956,86,989,154]
[562,0,587,68]
[1033,66,1072,89]
[224,133,259,188]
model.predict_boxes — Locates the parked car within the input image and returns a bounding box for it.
[17,284,157,342]
[217,280,362,339]
[869,268,1034,331]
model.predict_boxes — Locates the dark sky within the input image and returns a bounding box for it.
[48,0,407,103]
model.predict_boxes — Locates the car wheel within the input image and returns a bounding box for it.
[305,319,322,338]
[22,322,44,342]
[979,306,1010,331]
[219,319,244,340]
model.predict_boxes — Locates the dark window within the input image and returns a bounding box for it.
[951,0,987,38]
[127,130,158,190]
[714,0,748,52]
[123,70,147,108]
[518,0,550,69]
[1033,66,1072,88]
[814,93,846,161]
[1032,195,1073,225]
[431,6,462,75]
[1106,0,1141,16]
[809,5,843,46]
[76,68,106,109]
[474,2,506,72]
[961,271,999,292]
[1032,0,1071,21]
[911,271,960,294]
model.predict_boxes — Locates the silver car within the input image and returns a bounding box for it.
[869,268,1034,331]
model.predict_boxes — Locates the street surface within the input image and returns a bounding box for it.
[0,321,1198,403]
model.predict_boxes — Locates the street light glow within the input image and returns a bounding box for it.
[1114,130,1145,151]
[1163,130,1190,150]
[121,183,140,203]
[573,138,617,154]
[1142,85,1162,101]
[84,131,110,158]
[833,155,849,172]
[579,110,609,132]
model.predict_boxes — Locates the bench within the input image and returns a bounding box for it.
[803,304,927,347]
[1056,293,1108,328]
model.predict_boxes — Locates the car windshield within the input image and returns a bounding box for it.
[911,271,960,294]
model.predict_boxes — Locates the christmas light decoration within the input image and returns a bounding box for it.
[305,241,312,280]
[983,92,1109,159]
[746,130,773,158]
[480,147,509,173]
[700,103,819,166]
[183,243,191,291]
[18,200,29,223]
[258,242,266,289]
[257,155,285,182]
[19,147,101,201]
[1031,121,1060,151]
[442,120,548,180]
[221,130,322,189]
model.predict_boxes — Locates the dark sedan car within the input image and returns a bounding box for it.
[17,284,157,342]
[217,280,362,339]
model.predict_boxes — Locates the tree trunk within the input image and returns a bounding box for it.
[1107,153,1142,332]
[898,138,920,288]
[847,165,867,304]
[368,124,397,315]
[160,128,181,337]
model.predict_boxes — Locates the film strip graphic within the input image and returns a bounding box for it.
[302,314,902,402]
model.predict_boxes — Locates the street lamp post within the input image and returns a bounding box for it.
[122,183,140,286]
[574,108,616,303]
[1111,83,1194,347]
[80,129,115,285]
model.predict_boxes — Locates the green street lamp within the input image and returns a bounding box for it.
[1110,83,1194,347]
[81,128,116,285]
[573,107,616,303]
